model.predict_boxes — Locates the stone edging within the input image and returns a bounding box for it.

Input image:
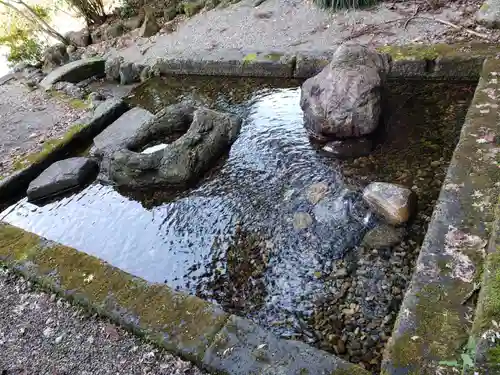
[0,223,368,375]
[0,99,129,206]
[128,43,500,81]
[381,58,500,374]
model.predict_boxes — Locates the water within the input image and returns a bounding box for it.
[1,77,475,347]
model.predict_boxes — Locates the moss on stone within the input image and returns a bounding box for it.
[487,345,500,364]
[265,53,283,62]
[377,44,453,61]
[0,223,229,362]
[12,123,85,171]
[243,53,258,64]
[472,251,500,334]
[330,366,370,375]
[49,90,90,110]
[377,43,500,62]
[182,0,204,17]
[388,283,469,371]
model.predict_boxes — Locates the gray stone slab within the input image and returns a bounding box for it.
[0,99,128,204]
[91,107,154,157]
[27,157,97,201]
[203,315,368,375]
[150,52,296,78]
[40,58,105,90]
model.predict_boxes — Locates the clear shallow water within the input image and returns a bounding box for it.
[1,78,475,349]
[3,83,367,323]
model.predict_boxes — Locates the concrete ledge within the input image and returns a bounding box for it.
[0,223,368,374]
[471,196,500,372]
[124,43,500,82]
[381,58,500,374]
[149,52,296,78]
[0,99,129,206]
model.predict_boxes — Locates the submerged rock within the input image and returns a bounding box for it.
[293,212,313,230]
[104,104,241,188]
[322,137,373,158]
[361,224,404,249]
[300,44,390,141]
[27,157,98,201]
[363,182,416,225]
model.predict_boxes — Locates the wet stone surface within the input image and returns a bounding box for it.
[0,76,475,373]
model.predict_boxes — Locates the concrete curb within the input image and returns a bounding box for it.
[471,195,500,372]
[0,223,368,375]
[381,58,500,374]
[0,99,129,206]
[114,43,500,82]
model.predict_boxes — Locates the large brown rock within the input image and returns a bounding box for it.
[363,182,416,225]
[139,12,160,37]
[42,44,69,73]
[300,44,390,141]
[65,28,91,47]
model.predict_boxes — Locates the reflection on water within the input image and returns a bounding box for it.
[1,77,475,345]
[3,82,367,328]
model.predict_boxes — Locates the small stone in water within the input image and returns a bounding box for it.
[293,212,313,230]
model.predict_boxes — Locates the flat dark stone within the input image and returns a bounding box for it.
[203,315,367,374]
[27,157,97,201]
[91,107,154,157]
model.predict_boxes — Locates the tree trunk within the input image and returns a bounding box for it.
[0,0,71,45]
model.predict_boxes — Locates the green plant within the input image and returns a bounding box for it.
[312,0,380,10]
[439,336,477,374]
[0,3,49,65]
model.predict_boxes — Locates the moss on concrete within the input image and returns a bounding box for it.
[265,53,283,62]
[472,251,500,334]
[0,223,229,363]
[377,43,500,62]
[182,0,204,17]
[330,366,370,375]
[49,90,90,110]
[243,53,258,64]
[12,123,85,171]
[388,283,469,371]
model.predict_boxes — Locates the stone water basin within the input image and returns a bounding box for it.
[0,75,475,372]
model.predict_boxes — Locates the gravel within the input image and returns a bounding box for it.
[0,78,88,179]
[0,267,207,375]
[84,0,500,65]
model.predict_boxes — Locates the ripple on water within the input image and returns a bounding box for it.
[1,78,476,366]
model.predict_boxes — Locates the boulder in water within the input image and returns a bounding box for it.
[363,182,416,225]
[103,104,241,188]
[300,44,390,141]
